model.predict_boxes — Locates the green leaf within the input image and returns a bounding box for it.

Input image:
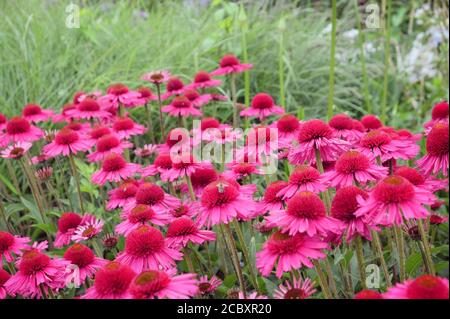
[223,274,237,288]
[0,171,18,195]
[20,196,43,223]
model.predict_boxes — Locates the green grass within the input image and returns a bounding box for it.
[0,0,447,123]
[0,0,378,118]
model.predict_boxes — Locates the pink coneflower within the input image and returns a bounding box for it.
[357,129,419,162]
[162,96,202,117]
[274,277,316,299]
[430,214,448,225]
[112,117,147,139]
[424,100,449,132]
[54,212,83,248]
[125,183,180,215]
[63,243,107,287]
[355,175,435,226]
[416,123,449,177]
[198,275,222,295]
[22,103,54,123]
[91,153,141,185]
[254,221,276,234]
[277,165,327,200]
[396,129,422,142]
[258,180,289,213]
[35,166,53,181]
[73,90,102,104]
[184,89,212,108]
[162,77,186,100]
[331,186,376,242]
[0,141,32,159]
[395,166,448,193]
[165,217,216,248]
[223,162,263,180]
[5,245,68,298]
[141,70,171,85]
[64,121,91,135]
[169,201,199,219]
[0,116,43,145]
[86,125,112,143]
[157,128,195,154]
[218,177,258,202]
[129,270,198,299]
[240,93,284,120]
[320,150,388,188]
[329,114,364,142]
[43,128,94,158]
[166,154,210,182]
[198,180,255,227]
[361,114,382,130]
[67,98,110,120]
[82,261,136,299]
[87,134,133,162]
[0,113,7,131]
[266,191,342,237]
[210,93,228,101]
[71,215,104,242]
[30,153,50,165]
[106,180,139,210]
[0,231,30,264]
[116,204,170,235]
[99,83,144,110]
[141,152,173,181]
[383,275,449,299]
[115,225,182,272]
[0,269,10,299]
[136,86,157,104]
[288,119,350,165]
[189,167,219,195]
[256,231,328,278]
[238,125,279,160]
[353,290,384,299]
[201,127,242,145]
[270,114,302,143]
[238,291,268,299]
[210,54,252,76]
[134,144,157,159]
[188,71,222,89]
[352,119,366,133]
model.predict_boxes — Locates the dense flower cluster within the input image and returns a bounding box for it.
[0,55,448,300]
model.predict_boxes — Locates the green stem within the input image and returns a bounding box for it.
[185,175,196,201]
[327,0,337,120]
[156,84,165,142]
[21,159,47,224]
[394,225,406,282]
[313,260,332,299]
[324,258,339,298]
[381,0,391,123]
[354,0,371,113]
[144,103,155,144]
[355,236,367,290]
[417,219,435,275]
[184,247,196,273]
[0,200,14,232]
[230,73,238,128]
[6,160,21,195]
[222,223,246,298]
[68,154,85,212]
[372,230,392,286]
[232,219,260,292]
[314,147,331,213]
[278,27,286,110]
